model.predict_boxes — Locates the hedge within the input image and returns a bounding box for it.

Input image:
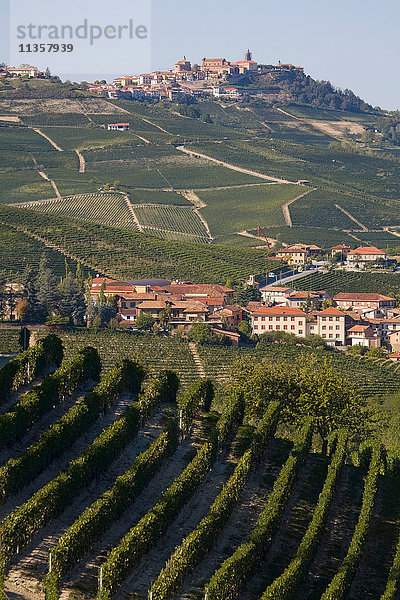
[0,358,144,501]
[260,430,348,599]
[43,419,179,599]
[0,359,148,563]
[206,419,314,600]
[320,441,384,600]
[178,378,214,432]
[96,382,247,599]
[0,334,63,405]
[0,346,101,448]
[148,402,281,600]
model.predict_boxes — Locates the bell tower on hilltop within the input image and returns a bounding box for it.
[245,49,252,61]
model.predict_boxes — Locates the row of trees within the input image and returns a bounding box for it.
[0,256,93,326]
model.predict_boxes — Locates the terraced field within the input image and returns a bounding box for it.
[0,335,400,600]
[3,95,400,277]
[197,183,303,237]
[133,204,210,241]
[291,270,400,296]
[0,222,85,278]
[19,193,140,231]
[0,203,279,283]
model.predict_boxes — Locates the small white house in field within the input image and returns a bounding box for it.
[107,123,130,131]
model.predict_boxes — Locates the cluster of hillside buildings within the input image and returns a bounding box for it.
[0,66,43,78]
[90,276,400,355]
[85,51,304,102]
[277,244,388,267]
[1,54,305,102]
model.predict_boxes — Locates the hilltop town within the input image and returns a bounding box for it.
[1,51,305,102]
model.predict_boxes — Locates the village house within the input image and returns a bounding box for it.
[208,305,244,328]
[201,50,258,78]
[155,283,234,302]
[284,290,331,309]
[259,285,295,303]
[90,277,171,300]
[113,76,136,87]
[275,61,304,72]
[174,57,192,73]
[346,246,387,266]
[107,123,130,131]
[314,307,353,346]
[366,317,400,345]
[251,306,307,337]
[136,299,208,329]
[116,293,160,321]
[389,330,400,352]
[347,324,381,348]
[331,244,351,259]
[7,66,40,77]
[333,293,396,312]
[276,244,321,266]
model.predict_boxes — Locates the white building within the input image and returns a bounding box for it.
[107,123,130,131]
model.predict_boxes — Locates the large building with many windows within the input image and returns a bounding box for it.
[251,306,307,337]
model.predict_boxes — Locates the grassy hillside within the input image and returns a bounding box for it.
[292,270,400,296]
[0,203,281,283]
[1,91,400,277]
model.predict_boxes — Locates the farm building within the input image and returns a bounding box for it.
[107,123,130,131]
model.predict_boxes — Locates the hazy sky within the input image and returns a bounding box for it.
[1,0,400,110]
[152,0,400,111]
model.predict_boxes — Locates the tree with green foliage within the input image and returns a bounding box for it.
[188,322,229,346]
[22,266,43,323]
[87,302,116,327]
[237,320,252,342]
[234,284,261,306]
[36,254,59,317]
[295,359,367,452]
[135,314,156,331]
[365,346,387,359]
[232,357,367,451]
[59,273,86,325]
[75,263,85,294]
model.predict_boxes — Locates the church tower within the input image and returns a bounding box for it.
[245,49,252,61]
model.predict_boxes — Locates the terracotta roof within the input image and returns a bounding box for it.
[259,285,292,292]
[183,306,208,313]
[348,325,373,332]
[117,293,158,301]
[91,277,115,284]
[211,327,240,339]
[201,297,226,306]
[318,307,344,316]
[342,310,364,320]
[277,246,307,254]
[224,304,243,312]
[334,293,394,301]
[138,301,168,309]
[159,284,233,297]
[331,245,351,250]
[348,246,385,255]
[389,352,400,358]
[287,291,319,299]
[246,301,265,312]
[252,306,307,317]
